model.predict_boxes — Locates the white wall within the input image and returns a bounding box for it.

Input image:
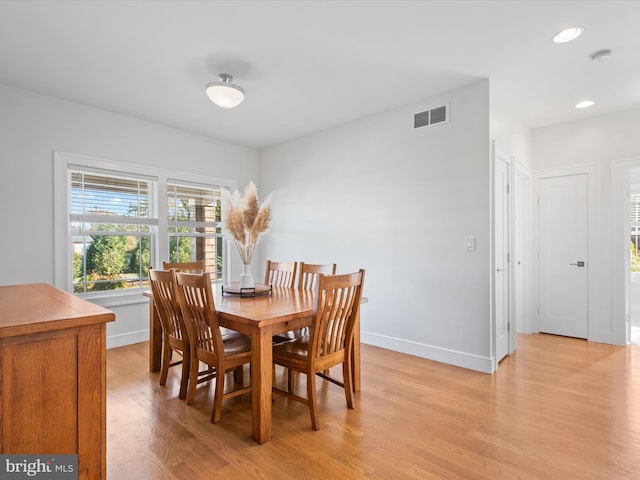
[259,80,493,372]
[490,84,531,169]
[531,107,640,344]
[0,83,259,347]
[630,274,640,324]
[532,108,640,170]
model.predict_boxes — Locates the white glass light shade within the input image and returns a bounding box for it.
[205,74,245,108]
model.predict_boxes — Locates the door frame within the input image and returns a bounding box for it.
[491,142,515,371]
[533,164,598,339]
[611,158,640,345]
[514,163,532,334]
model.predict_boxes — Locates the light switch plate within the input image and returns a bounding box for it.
[464,236,476,251]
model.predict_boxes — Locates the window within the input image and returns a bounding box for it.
[54,152,234,304]
[167,180,224,281]
[70,168,156,294]
[631,192,640,272]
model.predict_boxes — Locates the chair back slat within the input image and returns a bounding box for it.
[297,262,336,290]
[149,268,185,341]
[265,260,298,287]
[310,270,364,362]
[175,272,224,357]
[162,260,205,273]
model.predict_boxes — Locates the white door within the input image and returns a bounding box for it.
[538,174,588,338]
[494,149,510,362]
[515,169,530,334]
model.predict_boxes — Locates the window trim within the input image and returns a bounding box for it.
[54,151,236,307]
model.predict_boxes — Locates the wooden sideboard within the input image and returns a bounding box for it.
[0,283,115,480]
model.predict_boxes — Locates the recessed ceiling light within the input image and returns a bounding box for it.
[576,100,595,109]
[553,26,584,43]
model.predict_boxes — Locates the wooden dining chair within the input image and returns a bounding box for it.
[149,268,216,400]
[149,268,191,399]
[264,260,297,287]
[175,271,252,423]
[162,260,205,273]
[285,262,339,385]
[297,262,337,290]
[273,262,338,346]
[272,269,365,430]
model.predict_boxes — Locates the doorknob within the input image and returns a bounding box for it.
[569,261,585,267]
[496,268,506,272]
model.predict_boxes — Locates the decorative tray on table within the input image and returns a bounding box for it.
[221,284,272,297]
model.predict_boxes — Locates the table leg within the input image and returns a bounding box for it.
[251,326,273,444]
[148,299,162,372]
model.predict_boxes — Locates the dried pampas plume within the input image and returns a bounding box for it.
[222,181,272,265]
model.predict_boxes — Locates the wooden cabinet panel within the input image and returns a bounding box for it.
[0,284,114,480]
[2,331,78,453]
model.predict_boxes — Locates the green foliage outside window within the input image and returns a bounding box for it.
[85,230,127,290]
[73,251,83,280]
[169,199,194,263]
[169,237,193,263]
[130,235,151,278]
[631,241,640,272]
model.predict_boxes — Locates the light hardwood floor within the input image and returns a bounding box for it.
[106,334,640,479]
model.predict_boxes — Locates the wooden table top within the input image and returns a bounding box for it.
[215,284,316,325]
[0,283,115,338]
[144,283,367,325]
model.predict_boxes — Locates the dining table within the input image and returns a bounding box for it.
[144,282,363,444]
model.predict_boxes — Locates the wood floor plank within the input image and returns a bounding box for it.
[106,334,640,479]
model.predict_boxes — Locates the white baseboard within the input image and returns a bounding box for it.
[589,331,613,345]
[105,328,494,373]
[107,329,149,349]
[361,331,494,374]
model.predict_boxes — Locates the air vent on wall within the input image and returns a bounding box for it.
[414,104,449,129]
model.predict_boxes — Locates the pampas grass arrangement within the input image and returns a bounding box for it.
[222,181,272,265]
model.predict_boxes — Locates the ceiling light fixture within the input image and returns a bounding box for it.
[575,100,594,109]
[205,74,245,108]
[553,26,584,43]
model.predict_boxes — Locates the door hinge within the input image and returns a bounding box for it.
[506,183,510,194]
[507,322,511,333]
[507,252,510,263]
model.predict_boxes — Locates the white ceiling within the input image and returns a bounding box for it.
[1,1,639,149]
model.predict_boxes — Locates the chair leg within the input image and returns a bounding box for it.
[178,349,190,400]
[287,369,295,393]
[159,340,171,386]
[186,352,200,405]
[342,360,354,409]
[233,365,244,385]
[272,364,276,401]
[308,372,320,430]
[211,366,226,423]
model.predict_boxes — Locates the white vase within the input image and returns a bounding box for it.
[240,264,255,288]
